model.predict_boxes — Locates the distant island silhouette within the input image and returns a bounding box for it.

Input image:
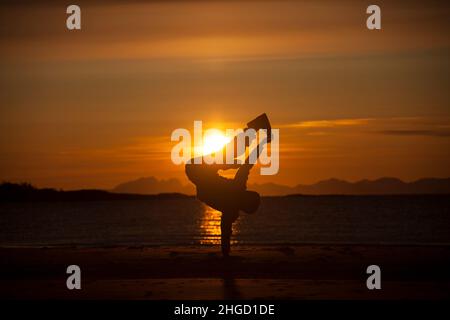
[0,182,190,202]
[112,176,450,196]
[113,177,194,195]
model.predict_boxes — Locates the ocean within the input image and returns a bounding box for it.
[0,195,449,247]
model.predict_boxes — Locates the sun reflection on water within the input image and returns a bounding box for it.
[199,205,239,245]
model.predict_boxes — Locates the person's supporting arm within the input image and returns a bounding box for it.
[220,210,239,257]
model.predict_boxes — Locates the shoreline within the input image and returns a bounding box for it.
[1,244,449,299]
[2,241,450,249]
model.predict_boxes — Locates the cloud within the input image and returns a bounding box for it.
[378,130,450,137]
[1,1,448,62]
[279,116,450,141]
[282,118,372,129]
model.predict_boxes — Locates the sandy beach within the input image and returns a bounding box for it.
[1,244,449,300]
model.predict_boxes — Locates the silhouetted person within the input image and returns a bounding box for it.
[186,114,271,257]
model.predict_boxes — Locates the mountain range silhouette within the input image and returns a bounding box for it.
[112,176,450,196]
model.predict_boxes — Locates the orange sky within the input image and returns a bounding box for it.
[0,0,449,189]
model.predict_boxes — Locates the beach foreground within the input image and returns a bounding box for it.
[1,245,449,300]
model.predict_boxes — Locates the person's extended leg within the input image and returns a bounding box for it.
[220,210,239,257]
[233,137,269,190]
[234,164,252,190]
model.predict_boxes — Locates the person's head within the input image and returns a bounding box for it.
[240,191,260,214]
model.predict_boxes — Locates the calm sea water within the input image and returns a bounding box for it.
[0,195,449,247]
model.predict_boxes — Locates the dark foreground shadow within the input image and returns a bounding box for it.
[221,256,243,299]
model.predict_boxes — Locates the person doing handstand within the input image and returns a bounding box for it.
[185,114,271,257]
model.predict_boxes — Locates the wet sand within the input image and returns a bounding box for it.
[1,245,449,299]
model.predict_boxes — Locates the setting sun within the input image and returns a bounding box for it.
[201,131,231,155]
